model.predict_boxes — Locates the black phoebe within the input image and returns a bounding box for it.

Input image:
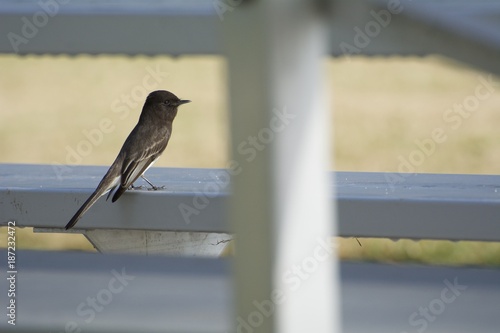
[65,90,190,230]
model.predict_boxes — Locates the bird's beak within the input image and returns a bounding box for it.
[177,100,191,106]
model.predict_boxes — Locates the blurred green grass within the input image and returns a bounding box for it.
[1,55,500,266]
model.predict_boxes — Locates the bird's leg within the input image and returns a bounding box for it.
[141,175,165,190]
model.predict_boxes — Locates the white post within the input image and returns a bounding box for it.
[224,1,339,332]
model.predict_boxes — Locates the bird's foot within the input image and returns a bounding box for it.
[140,175,165,191]
[148,185,165,191]
[129,184,146,190]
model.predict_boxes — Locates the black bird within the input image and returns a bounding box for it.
[65,90,190,230]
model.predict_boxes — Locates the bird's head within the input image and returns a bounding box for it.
[142,90,190,121]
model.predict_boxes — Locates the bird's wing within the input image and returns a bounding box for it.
[111,129,170,202]
[122,154,157,188]
[121,138,166,188]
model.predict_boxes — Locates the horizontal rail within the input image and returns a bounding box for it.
[1,164,499,241]
[0,0,220,55]
[1,249,499,332]
[0,0,499,75]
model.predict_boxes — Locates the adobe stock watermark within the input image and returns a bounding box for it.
[339,0,404,59]
[7,0,70,53]
[401,277,467,333]
[178,106,296,224]
[56,268,135,333]
[385,74,497,190]
[213,0,243,21]
[236,237,336,333]
[51,64,169,180]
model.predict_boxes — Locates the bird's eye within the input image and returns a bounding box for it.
[164,100,171,105]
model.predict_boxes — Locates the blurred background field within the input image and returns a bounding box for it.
[1,55,500,266]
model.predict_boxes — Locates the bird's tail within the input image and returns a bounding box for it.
[65,166,120,230]
[65,189,106,230]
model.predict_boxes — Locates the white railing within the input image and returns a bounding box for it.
[2,164,500,241]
